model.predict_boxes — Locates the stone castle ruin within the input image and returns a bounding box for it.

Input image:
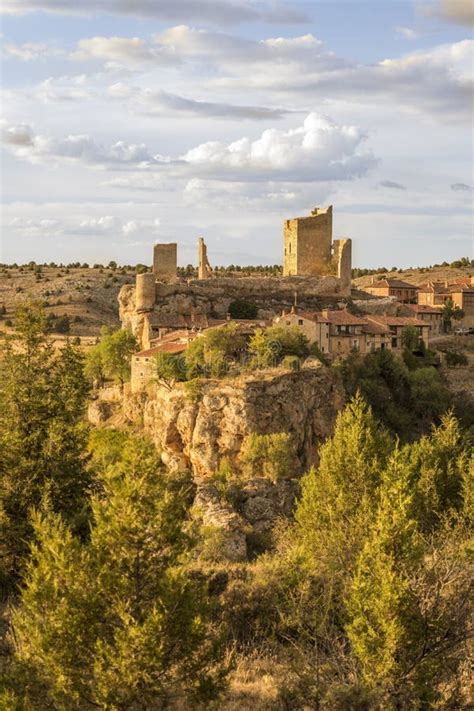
[120,206,353,349]
[283,206,351,291]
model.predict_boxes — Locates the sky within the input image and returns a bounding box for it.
[0,0,473,268]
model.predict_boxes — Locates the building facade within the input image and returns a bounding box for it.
[362,278,419,304]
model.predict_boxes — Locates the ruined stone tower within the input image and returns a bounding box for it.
[153,243,177,283]
[283,206,333,277]
[198,237,213,280]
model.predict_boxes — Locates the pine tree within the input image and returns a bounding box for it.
[293,393,393,581]
[0,303,92,590]
[8,431,226,709]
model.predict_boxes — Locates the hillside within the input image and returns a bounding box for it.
[0,265,136,340]
[353,264,473,288]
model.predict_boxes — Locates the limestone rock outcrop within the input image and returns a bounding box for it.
[123,361,344,479]
[94,361,344,561]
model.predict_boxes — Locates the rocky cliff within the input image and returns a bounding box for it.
[122,360,343,477]
[92,361,344,561]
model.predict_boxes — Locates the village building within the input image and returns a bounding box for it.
[361,320,393,353]
[366,315,430,350]
[131,339,192,393]
[272,309,330,353]
[316,309,369,355]
[417,280,474,326]
[362,278,419,303]
[405,304,443,335]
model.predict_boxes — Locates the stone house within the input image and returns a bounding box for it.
[361,320,393,353]
[405,304,443,335]
[362,278,419,304]
[131,340,191,393]
[272,309,330,353]
[417,279,474,327]
[366,315,430,350]
[316,309,372,356]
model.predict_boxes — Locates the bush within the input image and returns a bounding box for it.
[229,299,259,320]
[282,355,300,371]
[239,432,295,482]
[445,350,468,367]
[54,315,70,334]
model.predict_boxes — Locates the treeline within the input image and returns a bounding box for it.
[352,255,473,279]
[0,304,472,709]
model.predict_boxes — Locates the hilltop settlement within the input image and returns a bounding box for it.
[116,206,473,392]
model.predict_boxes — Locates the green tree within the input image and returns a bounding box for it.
[228,299,258,319]
[239,432,295,482]
[401,325,420,352]
[85,327,138,387]
[345,443,472,707]
[293,394,393,589]
[442,297,464,331]
[0,303,92,589]
[153,351,185,389]
[184,322,244,379]
[8,432,226,709]
[247,326,309,370]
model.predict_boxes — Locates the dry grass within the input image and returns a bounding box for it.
[0,266,134,338]
[222,652,283,710]
[353,265,473,288]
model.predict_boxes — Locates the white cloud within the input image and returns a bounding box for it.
[106,83,290,120]
[178,113,376,181]
[395,26,420,40]
[2,113,376,182]
[73,36,179,66]
[2,41,64,61]
[379,180,406,190]
[0,0,308,24]
[34,76,93,103]
[451,182,472,191]
[2,122,156,167]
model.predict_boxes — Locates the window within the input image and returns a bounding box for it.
[289,243,292,253]
[298,319,303,325]
[392,337,398,348]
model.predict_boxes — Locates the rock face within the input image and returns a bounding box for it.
[123,360,344,479]
[96,361,344,562]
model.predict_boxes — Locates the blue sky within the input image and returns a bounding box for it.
[1,0,472,267]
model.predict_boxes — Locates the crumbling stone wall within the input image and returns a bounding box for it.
[333,238,352,292]
[283,206,333,276]
[153,243,177,283]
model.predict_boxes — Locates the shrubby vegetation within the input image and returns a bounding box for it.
[4,432,225,709]
[85,325,138,386]
[0,303,92,590]
[222,396,472,708]
[336,347,470,441]
[0,304,472,709]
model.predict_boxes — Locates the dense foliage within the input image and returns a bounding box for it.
[85,326,138,386]
[0,303,92,590]
[5,432,225,709]
[0,304,471,710]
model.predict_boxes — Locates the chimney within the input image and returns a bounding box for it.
[371,275,375,285]
[281,309,286,317]
[322,309,330,318]
[226,312,231,321]
[290,305,296,314]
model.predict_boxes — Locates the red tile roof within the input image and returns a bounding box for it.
[367,279,419,290]
[317,310,368,325]
[362,321,392,335]
[406,304,443,314]
[135,342,189,357]
[367,315,427,328]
